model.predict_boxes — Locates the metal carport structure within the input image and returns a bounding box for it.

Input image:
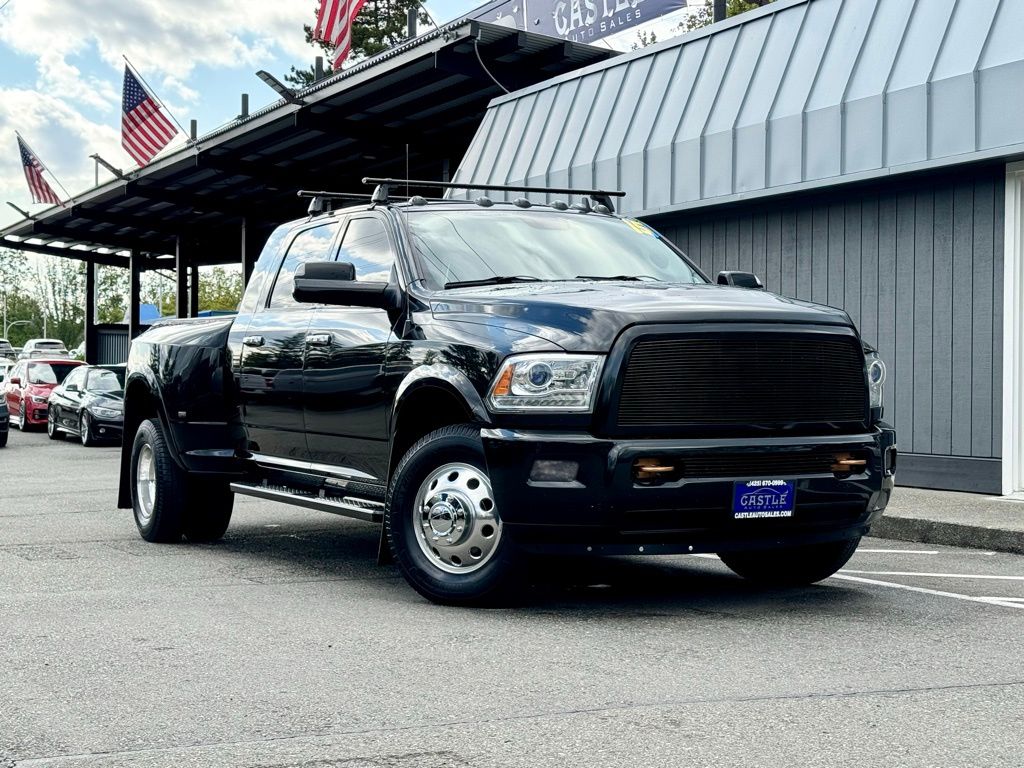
[0,19,614,362]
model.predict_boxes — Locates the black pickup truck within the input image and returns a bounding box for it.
[118,178,896,605]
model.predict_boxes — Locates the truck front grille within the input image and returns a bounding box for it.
[615,333,868,431]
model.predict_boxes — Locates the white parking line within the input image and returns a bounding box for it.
[830,574,1024,610]
[856,548,940,554]
[841,570,1024,581]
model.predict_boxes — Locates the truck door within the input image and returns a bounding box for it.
[238,219,342,461]
[303,214,398,483]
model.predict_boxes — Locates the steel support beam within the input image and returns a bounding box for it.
[129,250,143,340]
[124,182,251,218]
[241,218,263,286]
[175,236,189,319]
[85,260,98,364]
[190,262,200,317]
[0,239,128,267]
[31,221,173,254]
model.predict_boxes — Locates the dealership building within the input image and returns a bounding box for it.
[453,0,1024,495]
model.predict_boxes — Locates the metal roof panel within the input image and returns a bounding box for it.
[455,0,1024,218]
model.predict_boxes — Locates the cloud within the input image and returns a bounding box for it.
[0,0,316,83]
[0,88,126,226]
[0,0,326,228]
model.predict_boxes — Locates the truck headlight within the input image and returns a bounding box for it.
[488,354,604,412]
[866,352,886,409]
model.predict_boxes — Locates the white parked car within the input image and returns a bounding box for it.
[19,339,69,359]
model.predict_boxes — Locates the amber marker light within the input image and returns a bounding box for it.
[492,365,514,397]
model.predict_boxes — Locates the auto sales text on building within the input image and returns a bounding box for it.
[553,0,646,41]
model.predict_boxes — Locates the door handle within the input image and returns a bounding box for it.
[243,335,265,347]
[306,333,332,346]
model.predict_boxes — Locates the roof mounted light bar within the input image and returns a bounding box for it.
[297,190,375,215]
[361,177,626,212]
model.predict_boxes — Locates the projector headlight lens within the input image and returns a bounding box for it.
[489,354,604,412]
[866,353,886,409]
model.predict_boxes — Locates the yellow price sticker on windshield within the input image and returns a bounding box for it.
[624,218,655,236]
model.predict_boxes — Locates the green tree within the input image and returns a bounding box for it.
[1,249,43,346]
[631,29,659,50]
[31,256,86,348]
[198,266,244,312]
[682,0,775,32]
[96,265,129,324]
[285,0,428,88]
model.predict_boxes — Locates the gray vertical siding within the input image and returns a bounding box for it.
[649,165,1005,479]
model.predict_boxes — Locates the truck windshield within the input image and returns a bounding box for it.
[406,209,705,290]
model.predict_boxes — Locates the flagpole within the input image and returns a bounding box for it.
[122,55,194,145]
[15,130,73,206]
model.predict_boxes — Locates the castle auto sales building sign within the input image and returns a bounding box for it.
[474,0,687,44]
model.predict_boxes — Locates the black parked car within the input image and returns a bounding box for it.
[0,399,8,448]
[118,178,896,605]
[48,364,125,446]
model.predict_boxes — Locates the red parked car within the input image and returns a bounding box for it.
[3,358,84,430]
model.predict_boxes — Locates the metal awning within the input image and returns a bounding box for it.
[1,20,615,267]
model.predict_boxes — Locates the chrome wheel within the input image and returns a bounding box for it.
[136,443,157,526]
[80,413,90,445]
[413,462,502,574]
[47,412,57,437]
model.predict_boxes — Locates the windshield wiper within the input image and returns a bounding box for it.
[445,275,545,289]
[574,274,661,282]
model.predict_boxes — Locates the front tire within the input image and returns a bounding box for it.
[47,410,64,440]
[80,412,96,447]
[718,537,861,586]
[386,424,520,606]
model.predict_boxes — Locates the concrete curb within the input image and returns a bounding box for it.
[870,515,1024,556]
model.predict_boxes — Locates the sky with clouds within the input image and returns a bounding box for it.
[0,0,693,230]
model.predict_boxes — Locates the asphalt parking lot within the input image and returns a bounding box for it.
[1,428,1022,767]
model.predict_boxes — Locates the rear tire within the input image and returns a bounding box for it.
[718,537,861,586]
[0,429,7,448]
[130,418,234,543]
[386,424,521,606]
[47,411,64,440]
[182,479,234,543]
[130,419,185,543]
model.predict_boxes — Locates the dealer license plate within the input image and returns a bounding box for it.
[732,480,795,519]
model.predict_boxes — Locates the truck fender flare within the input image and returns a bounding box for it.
[391,363,491,432]
[117,370,184,508]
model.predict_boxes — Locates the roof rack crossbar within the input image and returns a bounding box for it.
[361,177,626,212]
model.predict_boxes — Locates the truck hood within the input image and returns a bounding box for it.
[430,282,854,351]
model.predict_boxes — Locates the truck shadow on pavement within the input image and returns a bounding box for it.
[209,517,876,616]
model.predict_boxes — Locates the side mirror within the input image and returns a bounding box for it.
[66,383,78,393]
[9,376,20,386]
[717,271,765,290]
[293,262,395,309]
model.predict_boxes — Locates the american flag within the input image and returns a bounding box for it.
[17,135,61,206]
[314,0,368,67]
[121,66,178,167]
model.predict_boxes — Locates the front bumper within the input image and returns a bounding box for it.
[89,416,123,441]
[481,424,896,555]
[24,404,48,425]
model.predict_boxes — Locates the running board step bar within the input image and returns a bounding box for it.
[230,482,384,523]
